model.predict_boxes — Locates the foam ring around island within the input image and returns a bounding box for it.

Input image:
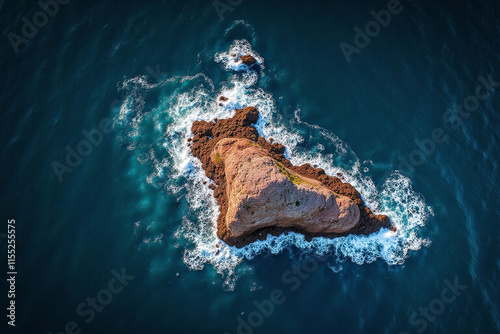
[113,39,431,290]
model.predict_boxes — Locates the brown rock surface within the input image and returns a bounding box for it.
[238,55,257,66]
[190,107,391,247]
[213,138,360,238]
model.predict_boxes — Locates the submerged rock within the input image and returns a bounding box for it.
[190,107,391,247]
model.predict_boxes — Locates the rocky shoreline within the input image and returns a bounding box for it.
[190,106,392,248]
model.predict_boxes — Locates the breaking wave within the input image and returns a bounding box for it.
[114,39,432,290]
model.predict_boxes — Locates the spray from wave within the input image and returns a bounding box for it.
[114,39,432,290]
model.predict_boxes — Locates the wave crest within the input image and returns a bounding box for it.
[114,39,431,290]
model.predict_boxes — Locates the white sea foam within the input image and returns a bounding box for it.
[114,39,431,290]
[215,39,263,86]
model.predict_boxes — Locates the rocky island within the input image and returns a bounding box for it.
[190,106,392,248]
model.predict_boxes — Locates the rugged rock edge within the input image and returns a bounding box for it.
[190,106,392,248]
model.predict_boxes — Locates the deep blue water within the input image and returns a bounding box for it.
[1,0,500,333]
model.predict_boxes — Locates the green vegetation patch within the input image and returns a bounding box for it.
[274,160,310,185]
[295,201,300,207]
[214,152,223,165]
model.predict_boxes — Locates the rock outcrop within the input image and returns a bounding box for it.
[238,55,257,66]
[190,107,391,247]
[213,138,361,238]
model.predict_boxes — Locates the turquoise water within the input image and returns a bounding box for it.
[1,1,499,333]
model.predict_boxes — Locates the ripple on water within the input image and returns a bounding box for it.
[114,39,431,290]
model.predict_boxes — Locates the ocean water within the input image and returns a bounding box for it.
[1,0,499,333]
